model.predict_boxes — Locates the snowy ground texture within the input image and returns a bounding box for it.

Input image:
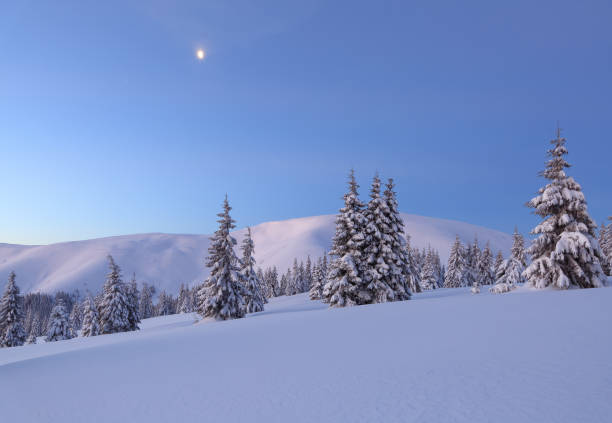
[2,286,611,423]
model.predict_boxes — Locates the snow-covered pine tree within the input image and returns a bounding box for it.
[523,129,606,289]
[139,283,154,319]
[464,237,480,288]
[156,291,175,316]
[382,178,412,300]
[240,227,265,314]
[46,299,72,342]
[494,250,504,276]
[491,228,528,293]
[323,170,368,307]
[309,259,325,300]
[99,255,131,334]
[404,237,422,293]
[444,236,465,288]
[81,294,101,337]
[476,242,495,286]
[360,175,407,303]
[304,256,313,292]
[125,274,140,331]
[68,302,82,337]
[419,248,437,290]
[197,196,246,320]
[0,272,26,348]
[600,220,611,276]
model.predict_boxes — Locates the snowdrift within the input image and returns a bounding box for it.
[1,287,610,423]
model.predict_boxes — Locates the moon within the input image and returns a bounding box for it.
[196,49,205,60]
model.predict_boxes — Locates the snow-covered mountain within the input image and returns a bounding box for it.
[0,214,512,295]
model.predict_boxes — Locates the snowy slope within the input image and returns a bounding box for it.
[1,287,610,423]
[0,214,512,295]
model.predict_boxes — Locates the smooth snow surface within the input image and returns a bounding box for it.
[2,287,611,423]
[0,214,512,294]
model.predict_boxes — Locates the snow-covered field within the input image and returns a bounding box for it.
[0,214,512,295]
[2,286,610,423]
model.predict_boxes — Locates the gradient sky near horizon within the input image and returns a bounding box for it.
[1,0,611,245]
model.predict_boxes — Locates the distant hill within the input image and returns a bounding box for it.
[0,214,512,294]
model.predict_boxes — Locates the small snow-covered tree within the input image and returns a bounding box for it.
[464,237,480,288]
[81,295,100,337]
[0,272,26,348]
[99,255,131,334]
[46,299,72,342]
[240,227,265,314]
[444,236,465,288]
[309,259,325,300]
[600,219,611,276]
[494,251,504,277]
[125,274,140,331]
[156,291,175,316]
[476,242,495,286]
[139,283,154,319]
[323,170,368,307]
[523,129,606,289]
[404,237,422,293]
[197,196,246,320]
[420,248,437,290]
[68,302,82,337]
[491,228,528,293]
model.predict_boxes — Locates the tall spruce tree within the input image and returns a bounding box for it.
[476,242,495,286]
[382,178,412,300]
[404,237,422,293]
[444,236,465,288]
[323,170,368,307]
[523,129,605,289]
[197,196,246,320]
[309,259,325,300]
[240,227,265,314]
[0,272,26,348]
[361,175,403,303]
[139,283,154,319]
[125,274,140,331]
[46,299,72,342]
[99,255,131,334]
[81,294,100,337]
[420,248,437,290]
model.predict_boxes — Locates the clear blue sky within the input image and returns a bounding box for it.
[1,0,610,245]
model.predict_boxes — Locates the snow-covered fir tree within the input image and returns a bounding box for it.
[197,196,246,320]
[419,248,438,290]
[139,283,154,319]
[99,255,132,334]
[81,294,101,337]
[323,170,368,307]
[156,291,175,316]
[382,178,412,299]
[464,237,480,288]
[494,250,504,276]
[361,175,408,303]
[404,237,422,293]
[491,228,527,293]
[126,274,140,331]
[523,129,606,289]
[240,227,265,314]
[309,259,325,300]
[68,302,82,337]
[46,299,72,342]
[304,256,313,292]
[444,236,466,288]
[476,242,495,286]
[0,272,26,348]
[600,219,611,276]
